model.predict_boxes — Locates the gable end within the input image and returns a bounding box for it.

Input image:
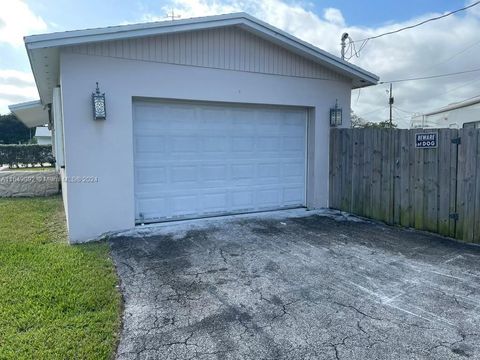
[62,26,350,83]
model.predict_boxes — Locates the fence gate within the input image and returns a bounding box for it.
[329,128,480,244]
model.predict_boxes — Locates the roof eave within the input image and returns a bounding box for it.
[8,100,49,128]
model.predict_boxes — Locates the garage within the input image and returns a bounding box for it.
[133,100,307,223]
[16,12,378,242]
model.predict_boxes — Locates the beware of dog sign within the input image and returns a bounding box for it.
[415,132,438,148]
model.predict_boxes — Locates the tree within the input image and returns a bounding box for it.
[351,111,366,128]
[0,113,31,144]
[365,120,398,129]
[351,111,397,129]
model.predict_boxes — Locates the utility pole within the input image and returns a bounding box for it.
[389,83,394,128]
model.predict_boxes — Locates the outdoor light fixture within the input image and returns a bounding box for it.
[330,100,342,127]
[92,82,106,120]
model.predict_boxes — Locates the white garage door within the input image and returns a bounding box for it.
[133,100,307,223]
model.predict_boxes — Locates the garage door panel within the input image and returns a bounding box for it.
[171,136,200,153]
[136,167,168,185]
[171,165,198,183]
[201,165,228,181]
[231,164,255,181]
[284,162,304,176]
[136,197,169,220]
[257,188,282,207]
[202,136,229,152]
[232,136,254,152]
[201,192,229,212]
[283,136,304,150]
[135,136,167,153]
[256,136,282,151]
[134,101,306,222]
[231,190,255,208]
[172,195,199,216]
[283,187,305,204]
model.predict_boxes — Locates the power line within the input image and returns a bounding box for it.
[392,109,412,121]
[353,1,480,43]
[427,39,480,70]
[412,39,480,76]
[379,67,480,84]
[355,88,362,105]
[441,75,480,96]
[393,106,415,114]
[356,106,388,118]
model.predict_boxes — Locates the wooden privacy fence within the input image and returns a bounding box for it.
[330,128,480,244]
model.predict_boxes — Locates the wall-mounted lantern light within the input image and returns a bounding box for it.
[92,82,106,120]
[330,100,342,127]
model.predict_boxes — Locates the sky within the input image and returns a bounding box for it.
[1,0,480,127]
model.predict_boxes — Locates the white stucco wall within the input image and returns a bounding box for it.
[60,52,351,243]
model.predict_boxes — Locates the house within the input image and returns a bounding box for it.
[411,95,480,129]
[8,100,56,156]
[9,13,378,243]
[35,126,52,145]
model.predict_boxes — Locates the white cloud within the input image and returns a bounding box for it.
[0,0,47,47]
[143,0,480,127]
[3,0,478,126]
[0,70,38,114]
[324,8,345,27]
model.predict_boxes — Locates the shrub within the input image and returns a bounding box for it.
[0,145,55,168]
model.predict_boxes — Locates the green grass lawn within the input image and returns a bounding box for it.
[0,197,121,359]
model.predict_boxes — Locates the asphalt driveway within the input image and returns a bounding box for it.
[110,211,480,360]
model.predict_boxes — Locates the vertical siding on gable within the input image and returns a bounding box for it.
[63,26,348,82]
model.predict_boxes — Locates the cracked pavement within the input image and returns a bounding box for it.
[109,213,480,359]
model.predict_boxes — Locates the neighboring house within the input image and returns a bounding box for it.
[9,100,55,154]
[9,13,378,243]
[411,95,480,129]
[35,126,52,145]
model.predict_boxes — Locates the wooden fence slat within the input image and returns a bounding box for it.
[379,129,386,222]
[461,129,478,242]
[456,129,466,240]
[343,130,353,211]
[393,130,402,225]
[424,129,439,233]
[372,129,382,220]
[474,131,480,243]
[363,129,373,218]
[458,128,467,241]
[399,130,411,227]
[380,129,392,223]
[414,130,425,230]
[408,130,417,228]
[387,129,396,224]
[351,129,363,215]
[449,129,459,238]
[437,129,453,236]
